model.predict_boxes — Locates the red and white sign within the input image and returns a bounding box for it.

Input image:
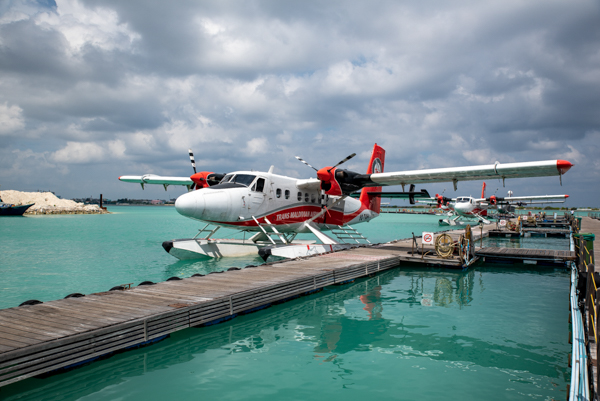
[499,219,507,227]
[422,232,434,245]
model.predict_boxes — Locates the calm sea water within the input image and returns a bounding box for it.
[0,207,570,400]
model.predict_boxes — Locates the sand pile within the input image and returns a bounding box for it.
[0,190,108,215]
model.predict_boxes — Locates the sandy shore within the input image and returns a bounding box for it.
[0,190,108,215]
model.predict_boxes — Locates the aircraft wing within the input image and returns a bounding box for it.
[502,195,569,202]
[119,175,193,186]
[349,190,431,199]
[296,178,321,191]
[368,160,572,187]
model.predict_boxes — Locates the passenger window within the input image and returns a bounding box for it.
[284,190,290,199]
[297,192,302,201]
[255,178,265,192]
[304,193,309,202]
[311,194,316,203]
[276,188,281,198]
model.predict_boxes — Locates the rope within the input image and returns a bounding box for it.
[435,233,454,259]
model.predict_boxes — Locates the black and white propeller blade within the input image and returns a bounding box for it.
[189,149,197,174]
[331,153,356,170]
[188,148,197,191]
[295,156,318,171]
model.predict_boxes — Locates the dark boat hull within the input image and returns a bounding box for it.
[0,204,34,216]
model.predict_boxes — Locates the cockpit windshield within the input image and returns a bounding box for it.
[219,174,256,187]
[232,174,256,187]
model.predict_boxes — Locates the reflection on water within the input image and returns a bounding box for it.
[2,267,569,401]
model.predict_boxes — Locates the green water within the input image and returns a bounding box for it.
[0,207,570,400]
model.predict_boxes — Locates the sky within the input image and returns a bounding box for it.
[0,0,599,206]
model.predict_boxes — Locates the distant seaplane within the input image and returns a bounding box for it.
[120,144,573,260]
[422,182,569,225]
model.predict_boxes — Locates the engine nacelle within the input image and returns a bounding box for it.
[317,167,372,196]
[190,172,225,189]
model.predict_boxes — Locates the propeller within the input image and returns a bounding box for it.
[188,149,197,190]
[295,156,318,172]
[330,153,356,171]
[434,193,452,209]
[189,149,197,174]
[186,148,225,191]
[295,153,358,196]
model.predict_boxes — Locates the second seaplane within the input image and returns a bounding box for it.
[119,144,573,260]
[421,183,569,226]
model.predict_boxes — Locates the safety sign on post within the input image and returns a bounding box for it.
[422,232,434,245]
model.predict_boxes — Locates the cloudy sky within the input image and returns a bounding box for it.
[1,0,599,205]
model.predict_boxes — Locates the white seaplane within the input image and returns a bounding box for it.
[426,182,569,226]
[119,144,573,260]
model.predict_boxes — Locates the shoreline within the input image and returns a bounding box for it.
[1,190,109,215]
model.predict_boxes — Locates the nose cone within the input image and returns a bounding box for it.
[175,191,201,219]
[175,189,232,222]
[454,203,468,215]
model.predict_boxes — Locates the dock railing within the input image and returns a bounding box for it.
[572,226,596,400]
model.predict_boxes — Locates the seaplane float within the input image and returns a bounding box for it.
[119,144,573,260]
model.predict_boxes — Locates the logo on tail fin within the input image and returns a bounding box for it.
[359,144,386,214]
[372,158,383,174]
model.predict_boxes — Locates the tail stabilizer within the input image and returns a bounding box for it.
[359,143,385,214]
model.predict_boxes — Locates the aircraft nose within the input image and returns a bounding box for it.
[175,192,201,219]
[454,203,467,213]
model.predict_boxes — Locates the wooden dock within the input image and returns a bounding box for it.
[0,220,556,388]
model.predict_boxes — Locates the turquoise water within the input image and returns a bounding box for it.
[483,236,571,250]
[0,207,570,400]
[0,207,457,309]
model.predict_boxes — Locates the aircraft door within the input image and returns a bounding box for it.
[248,177,266,214]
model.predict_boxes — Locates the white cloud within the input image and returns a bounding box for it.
[51,140,125,164]
[0,102,25,135]
[246,137,268,155]
[34,0,140,55]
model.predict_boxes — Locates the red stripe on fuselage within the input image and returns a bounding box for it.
[203,204,368,230]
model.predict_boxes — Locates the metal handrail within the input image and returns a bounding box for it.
[570,261,590,401]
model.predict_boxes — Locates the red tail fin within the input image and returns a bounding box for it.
[359,143,385,214]
[481,182,486,199]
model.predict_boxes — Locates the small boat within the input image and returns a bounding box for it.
[0,198,34,216]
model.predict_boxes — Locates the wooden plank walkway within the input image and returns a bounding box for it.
[0,223,501,387]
